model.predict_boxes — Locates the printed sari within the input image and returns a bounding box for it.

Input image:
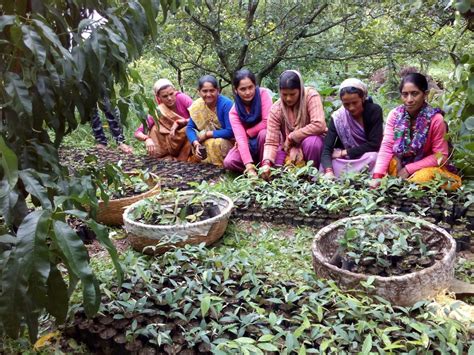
[188,99,233,166]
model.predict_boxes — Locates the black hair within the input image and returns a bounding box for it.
[399,72,428,92]
[339,86,364,99]
[279,71,301,90]
[232,69,256,89]
[198,75,219,90]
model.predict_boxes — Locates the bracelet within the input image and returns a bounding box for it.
[261,159,273,167]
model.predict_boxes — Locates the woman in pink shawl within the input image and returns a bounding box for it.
[321,78,383,178]
[261,70,327,180]
[134,79,193,161]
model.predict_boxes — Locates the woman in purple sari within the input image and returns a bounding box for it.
[321,78,383,178]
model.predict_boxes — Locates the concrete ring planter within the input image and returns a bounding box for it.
[123,190,233,255]
[312,214,456,306]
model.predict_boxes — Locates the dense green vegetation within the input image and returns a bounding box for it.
[1,0,473,352]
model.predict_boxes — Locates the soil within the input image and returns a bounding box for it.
[59,146,225,191]
[67,217,96,244]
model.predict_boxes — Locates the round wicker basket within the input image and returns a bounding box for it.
[123,190,234,254]
[312,214,456,306]
[96,172,160,226]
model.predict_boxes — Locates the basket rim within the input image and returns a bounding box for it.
[123,190,234,231]
[312,213,456,282]
[98,171,160,206]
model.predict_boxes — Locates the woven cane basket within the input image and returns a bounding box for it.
[312,214,456,306]
[123,190,233,255]
[96,172,160,226]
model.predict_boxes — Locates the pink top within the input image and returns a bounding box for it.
[134,92,193,137]
[373,110,449,176]
[229,88,273,165]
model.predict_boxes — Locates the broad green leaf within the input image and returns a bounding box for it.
[201,294,211,317]
[0,183,19,225]
[19,169,52,209]
[0,15,16,31]
[5,72,32,116]
[27,211,52,309]
[0,210,46,338]
[257,343,278,352]
[52,220,100,317]
[258,334,274,342]
[46,265,68,323]
[366,275,375,286]
[22,25,47,65]
[360,334,372,354]
[235,337,255,344]
[86,219,123,285]
[0,136,19,188]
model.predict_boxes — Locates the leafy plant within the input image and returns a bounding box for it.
[67,240,472,354]
[435,53,474,177]
[0,0,188,342]
[79,157,152,201]
[335,218,442,276]
[129,190,220,225]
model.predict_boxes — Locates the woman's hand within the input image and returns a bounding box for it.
[283,135,295,153]
[331,149,347,159]
[259,160,272,181]
[169,122,179,137]
[193,141,204,159]
[244,163,257,177]
[398,167,410,179]
[145,138,156,156]
[368,178,381,189]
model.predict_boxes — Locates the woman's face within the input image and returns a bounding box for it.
[199,82,219,106]
[280,88,300,108]
[235,78,256,105]
[341,93,364,119]
[157,86,177,108]
[400,82,427,116]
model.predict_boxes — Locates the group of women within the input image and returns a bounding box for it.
[134,70,462,190]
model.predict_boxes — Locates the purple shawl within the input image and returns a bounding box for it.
[332,106,367,149]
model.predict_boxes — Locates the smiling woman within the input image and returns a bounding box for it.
[134,79,193,161]
[371,73,462,190]
[186,75,234,166]
[223,69,273,176]
[321,78,383,178]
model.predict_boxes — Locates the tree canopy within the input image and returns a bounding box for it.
[155,0,472,90]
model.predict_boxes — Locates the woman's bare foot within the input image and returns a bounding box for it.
[118,143,133,154]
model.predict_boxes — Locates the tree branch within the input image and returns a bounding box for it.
[301,14,355,38]
[236,0,259,69]
[256,3,328,82]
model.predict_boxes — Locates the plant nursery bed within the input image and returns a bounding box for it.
[66,245,472,354]
[59,147,225,190]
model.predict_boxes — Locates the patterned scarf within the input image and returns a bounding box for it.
[392,103,442,165]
